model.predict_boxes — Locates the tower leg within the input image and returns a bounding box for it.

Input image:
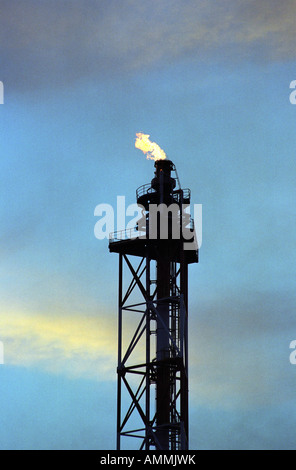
[116,254,123,450]
[180,258,189,449]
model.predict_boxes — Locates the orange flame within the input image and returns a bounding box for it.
[135,133,167,161]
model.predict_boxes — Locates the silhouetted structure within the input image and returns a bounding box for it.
[109,159,198,450]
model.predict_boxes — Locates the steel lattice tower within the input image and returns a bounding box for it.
[109,159,198,450]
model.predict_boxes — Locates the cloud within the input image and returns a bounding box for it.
[0,304,148,382]
[1,0,296,91]
[0,311,118,380]
[188,290,296,410]
[2,289,294,411]
[0,286,295,423]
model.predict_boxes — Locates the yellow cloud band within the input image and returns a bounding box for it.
[0,312,118,380]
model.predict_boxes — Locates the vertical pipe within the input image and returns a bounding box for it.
[156,252,170,450]
[154,166,171,449]
[154,160,177,450]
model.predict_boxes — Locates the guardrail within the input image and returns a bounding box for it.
[136,184,156,200]
[109,227,146,243]
[172,188,191,203]
[136,184,191,203]
[109,217,195,244]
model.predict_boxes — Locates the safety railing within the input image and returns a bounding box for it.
[172,188,191,204]
[136,184,156,200]
[109,217,194,244]
[136,184,191,204]
[109,227,146,243]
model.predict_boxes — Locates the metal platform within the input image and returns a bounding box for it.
[109,228,198,264]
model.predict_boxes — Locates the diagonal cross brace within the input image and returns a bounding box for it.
[124,255,148,301]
